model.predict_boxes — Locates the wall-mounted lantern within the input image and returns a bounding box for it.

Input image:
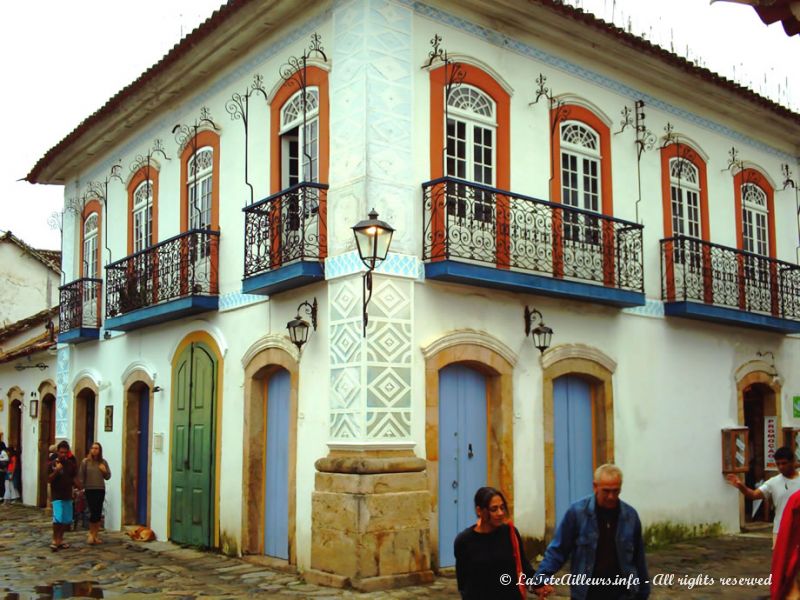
[524,305,553,354]
[352,209,394,337]
[287,298,318,351]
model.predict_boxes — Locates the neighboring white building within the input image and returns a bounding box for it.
[24,0,800,590]
[0,230,60,507]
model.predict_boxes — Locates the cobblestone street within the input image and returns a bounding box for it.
[0,504,773,599]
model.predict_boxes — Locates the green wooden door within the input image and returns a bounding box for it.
[171,342,216,547]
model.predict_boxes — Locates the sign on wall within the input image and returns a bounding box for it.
[765,416,777,470]
[793,396,800,419]
[104,406,113,432]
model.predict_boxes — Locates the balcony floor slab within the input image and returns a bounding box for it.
[424,260,645,308]
[664,300,800,334]
[58,328,101,344]
[242,261,324,296]
[104,296,218,332]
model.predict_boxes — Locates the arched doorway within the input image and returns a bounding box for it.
[8,397,22,453]
[123,379,152,526]
[737,371,780,527]
[438,364,488,567]
[241,339,299,565]
[74,386,97,461]
[38,394,56,507]
[170,338,219,548]
[423,332,516,571]
[543,345,616,535]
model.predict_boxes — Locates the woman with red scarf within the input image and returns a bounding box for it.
[772,489,800,599]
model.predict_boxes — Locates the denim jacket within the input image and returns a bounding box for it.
[534,495,650,600]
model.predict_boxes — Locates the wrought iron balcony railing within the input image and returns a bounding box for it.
[422,177,644,292]
[661,236,800,320]
[105,229,219,318]
[243,182,327,279]
[59,278,102,332]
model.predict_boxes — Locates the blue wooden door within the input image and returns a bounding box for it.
[438,364,488,567]
[136,387,150,525]
[264,369,290,559]
[554,376,594,526]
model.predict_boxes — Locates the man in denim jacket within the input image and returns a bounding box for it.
[533,464,649,599]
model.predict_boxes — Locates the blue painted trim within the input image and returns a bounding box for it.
[105,296,219,332]
[242,261,324,296]
[425,260,645,308]
[58,328,100,344]
[664,301,800,334]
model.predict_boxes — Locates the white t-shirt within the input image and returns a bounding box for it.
[758,471,800,533]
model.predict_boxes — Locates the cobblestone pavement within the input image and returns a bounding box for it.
[0,504,772,599]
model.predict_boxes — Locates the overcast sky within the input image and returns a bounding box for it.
[1,0,798,251]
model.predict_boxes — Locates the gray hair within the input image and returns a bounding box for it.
[594,463,623,483]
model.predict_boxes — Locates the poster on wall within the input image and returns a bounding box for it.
[793,396,800,419]
[765,416,777,470]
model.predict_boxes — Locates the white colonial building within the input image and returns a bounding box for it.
[25,0,800,590]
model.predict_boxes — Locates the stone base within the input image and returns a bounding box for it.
[304,567,435,591]
[309,451,432,591]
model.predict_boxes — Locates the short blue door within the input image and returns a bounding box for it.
[438,364,488,568]
[553,375,594,526]
[136,387,150,525]
[264,369,290,559]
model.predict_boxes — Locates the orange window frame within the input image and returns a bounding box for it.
[734,168,778,314]
[269,67,330,263]
[179,130,221,293]
[79,200,103,322]
[429,63,510,267]
[127,167,159,255]
[659,143,711,303]
[549,105,613,283]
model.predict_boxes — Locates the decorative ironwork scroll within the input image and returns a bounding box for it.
[530,74,572,201]
[59,278,102,332]
[226,74,268,205]
[422,176,644,293]
[105,229,219,318]
[173,107,219,227]
[661,236,800,321]
[243,182,328,278]
[81,164,124,264]
[616,99,656,223]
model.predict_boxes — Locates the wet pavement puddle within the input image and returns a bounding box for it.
[3,581,110,599]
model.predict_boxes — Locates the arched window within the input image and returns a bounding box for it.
[83,213,99,279]
[445,84,496,187]
[669,158,701,239]
[280,88,319,187]
[132,180,154,253]
[187,147,213,230]
[741,182,769,257]
[560,121,600,215]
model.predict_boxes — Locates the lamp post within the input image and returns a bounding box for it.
[524,305,553,354]
[286,298,318,351]
[352,209,394,337]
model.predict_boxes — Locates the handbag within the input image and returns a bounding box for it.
[508,520,527,599]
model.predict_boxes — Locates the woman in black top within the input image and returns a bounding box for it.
[454,487,534,600]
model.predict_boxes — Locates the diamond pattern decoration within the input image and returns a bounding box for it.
[366,411,412,438]
[366,322,410,364]
[371,279,410,320]
[332,368,360,409]
[331,413,361,439]
[331,281,359,320]
[331,323,361,364]
[367,367,411,408]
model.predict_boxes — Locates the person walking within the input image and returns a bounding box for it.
[0,442,8,502]
[726,446,800,547]
[3,447,21,503]
[532,464,650,600]
[48,440,78,551]
[454,486,534,600]
[78,442,111,544]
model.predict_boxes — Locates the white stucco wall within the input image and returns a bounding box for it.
[49,0,800,572]
[0,242,59,326]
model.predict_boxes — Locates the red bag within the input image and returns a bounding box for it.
[508,520,527,599]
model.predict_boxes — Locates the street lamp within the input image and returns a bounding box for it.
[286,298,318,351]
[352,209,394,336]
[524,305,553,354]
